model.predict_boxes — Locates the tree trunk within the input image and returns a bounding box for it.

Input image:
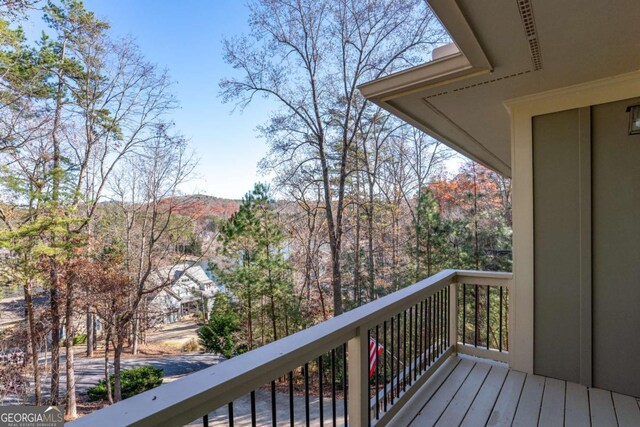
[426,226,432,277]
[367,202,375,301]
[354,201,361,306]
[49,279,61,405]
[415,188,422,281]
[392,210,399,291]
[24,280,41,405]
[104,327,113,404]
[246,282,253,350]
[65,280,77,418]
[86,307,93,357]
[260,295,265,346]
[315,276,327,320]
[48,38,66,407]
[317,136,343,316]
[269,293,278,342]
[113,334,124,402]
[330,251,342,316]
[131,312,139,355]
[473,167,480,270]
[92,319,97,351]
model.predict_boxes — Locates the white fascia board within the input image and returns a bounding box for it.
[358,0,492,101]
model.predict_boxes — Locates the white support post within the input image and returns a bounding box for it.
[347,327,370,427]
[449,283,458,353]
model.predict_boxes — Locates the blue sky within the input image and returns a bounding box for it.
[75,1,273,199]
[19,1,464,199]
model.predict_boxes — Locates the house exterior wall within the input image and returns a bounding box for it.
[517,90,640,396]
[507,70,640,378]
[591,98,640,397]
[532,108,586,383]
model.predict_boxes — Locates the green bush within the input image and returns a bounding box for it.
[72,334,87,346]
[87,366,163,401]
[198,293,242,358]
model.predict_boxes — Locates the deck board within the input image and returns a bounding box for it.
[487,369,526,426]
[460,365,508,427]
[435,362,491,427]
[538,377,565,427]
[512,374,545,426]
[389,356,460,427]
[409,358,474,426]
[564,381,590,427]
[612,392,640,427]
[398,355,639,427]
[590,388,617,426]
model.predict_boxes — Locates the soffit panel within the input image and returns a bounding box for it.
[362,0,640,176]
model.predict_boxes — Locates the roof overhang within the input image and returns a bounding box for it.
[359,0,640,177]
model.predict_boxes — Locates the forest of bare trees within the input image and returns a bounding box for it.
[0,0,511,419]
[217,0,512,345]
[0,0,201,416]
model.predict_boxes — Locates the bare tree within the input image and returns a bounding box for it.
[221,0,446,314]
[0,2,177,414]
[103,125,196,401]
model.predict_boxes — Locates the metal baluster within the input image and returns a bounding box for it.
[437,291,440,355]
[412,305,417,380]
[437,290,440,356]
[383,320,388,412]
[318,356,324,427]
[443,290,446,355]
[486,286,491,349]
[432,294,436,363]
[499,286,503,352]
[463,284,467,345]
[435,291,439,357]
[441,290,444,355]
[331,349,337,427]
[203,414,208,427]
[414,304,418,381]
[396,313,401,397]
[289,371,294,427]
[403,310,407,391]
[427,296,432,365]
[448,286,451,348]
[368,331,371,427]
[375,325,380,419]
[343,343,348,427]
[251,391,257,427]
[271,381,277,427]
[474,285,479,347]
[423,298,428,370]
[304,363,310,427]
[418,301,423,373]
[408,307,412,385]
[228,402,234,427]
[390,316,395,404]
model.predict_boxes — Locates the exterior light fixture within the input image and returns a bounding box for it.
[627,104,640,135]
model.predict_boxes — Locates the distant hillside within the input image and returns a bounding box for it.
[170,195,240,220]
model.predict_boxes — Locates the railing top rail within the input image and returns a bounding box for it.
[454,270,513,287]
[68,269,511,427]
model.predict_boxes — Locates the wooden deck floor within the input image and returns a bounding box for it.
[390,355,640,427]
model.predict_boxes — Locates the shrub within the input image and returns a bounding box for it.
[72,334,87,346]
[87,366,163,401]
[182,338,200,352]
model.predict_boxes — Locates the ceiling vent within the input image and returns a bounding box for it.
[517,0,543,70]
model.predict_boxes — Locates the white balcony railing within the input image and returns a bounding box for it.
[69,269,512,427]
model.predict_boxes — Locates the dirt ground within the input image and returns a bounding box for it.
[78,318,201,359]
[146,318,200,348]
